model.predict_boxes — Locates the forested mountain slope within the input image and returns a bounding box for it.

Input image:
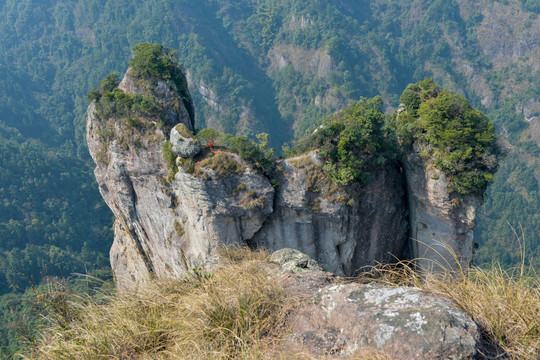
[0,0,539,337]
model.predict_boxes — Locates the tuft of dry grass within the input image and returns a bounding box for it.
[240,190,267,210]
[364,254,540,359]
[197,151,245,179]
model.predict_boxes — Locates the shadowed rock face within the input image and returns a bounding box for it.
[252,152,408,276]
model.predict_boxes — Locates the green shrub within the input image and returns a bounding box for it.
[196,128,220,142]
[162,140,178,181]
[289,97,394,187]
[392,79,500,195]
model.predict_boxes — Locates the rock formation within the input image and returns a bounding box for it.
[253,151,408,276]
[265,249,487,359]
[87,64,492,290]
[87,65,196,291]
[403,145,482,273]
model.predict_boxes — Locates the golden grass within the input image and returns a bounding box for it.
[197,151,245,179]
[27,247,293,360]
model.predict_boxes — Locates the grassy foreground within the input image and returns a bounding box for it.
[23,247,540,359]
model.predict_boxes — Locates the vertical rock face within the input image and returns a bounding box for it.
[170,155,275,267]
[403,145,482,272]
[87,67,196,291]
[252,152,408,276]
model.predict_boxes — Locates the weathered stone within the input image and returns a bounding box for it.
[171,154,275,265]
[87,67,196,292]
[403,144,482,273]
[284,278,482,359]
[252,151,409,276]
[270,248,323,273]
[170,125,201,158]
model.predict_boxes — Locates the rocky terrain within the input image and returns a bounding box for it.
[87,64,489,290]
[272,248,486,359]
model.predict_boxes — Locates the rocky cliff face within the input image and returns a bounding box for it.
[87,67,196,291]
[403,145,482,273]
[87,67,488,289]
[253,152,408,276]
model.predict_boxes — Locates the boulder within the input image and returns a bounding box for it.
[277,260,483,359]
[170,124,201,158]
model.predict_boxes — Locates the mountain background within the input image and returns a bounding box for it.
[0,0,539,355]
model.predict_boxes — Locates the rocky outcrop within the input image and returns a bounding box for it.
[87,66,197,291]
[171,153,275,267]
[87,66,489,290]
[170,124,201,158]
[253,151,408,276]
[273,250,485,359]
[403,145,482,273]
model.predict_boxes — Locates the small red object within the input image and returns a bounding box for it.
[210,142,214,147]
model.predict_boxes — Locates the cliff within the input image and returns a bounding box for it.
[87,56,497,290]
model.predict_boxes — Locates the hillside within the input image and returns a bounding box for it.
[0,0,539,355]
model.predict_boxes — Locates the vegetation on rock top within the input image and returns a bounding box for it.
[288,97,395,187]
[391,79,500,196]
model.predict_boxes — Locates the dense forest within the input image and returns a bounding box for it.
[0,0,539,356]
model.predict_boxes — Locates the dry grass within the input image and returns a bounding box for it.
[26,245,540,359]
[240,190,267,210]
[364,252,540,359]
[27,248,282,359]
[197,151,245,179]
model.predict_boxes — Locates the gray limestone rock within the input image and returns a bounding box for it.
[270,248,323,273]
[283,271,483,359]
[170,125,201,158]
[403,144,482,273]
[252,151,409,276]
[171,153,275,265]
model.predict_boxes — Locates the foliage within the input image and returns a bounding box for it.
[0,4,537,356]
[0,269,113,357]
[520,0,540,13]
[130,43,194,121]
[162,140,178,181]
[290,97,394,186]
[209,131,276,178]
[392,80,500,195]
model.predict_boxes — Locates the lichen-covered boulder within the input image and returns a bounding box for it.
[285,280,483,359]
[170,123,201,158]
[270,248,323,273]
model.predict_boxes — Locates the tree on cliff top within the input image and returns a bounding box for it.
[392,79,500,196]
[289,97,394,186]
[130,43,180,80]
[129,43,195,122]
